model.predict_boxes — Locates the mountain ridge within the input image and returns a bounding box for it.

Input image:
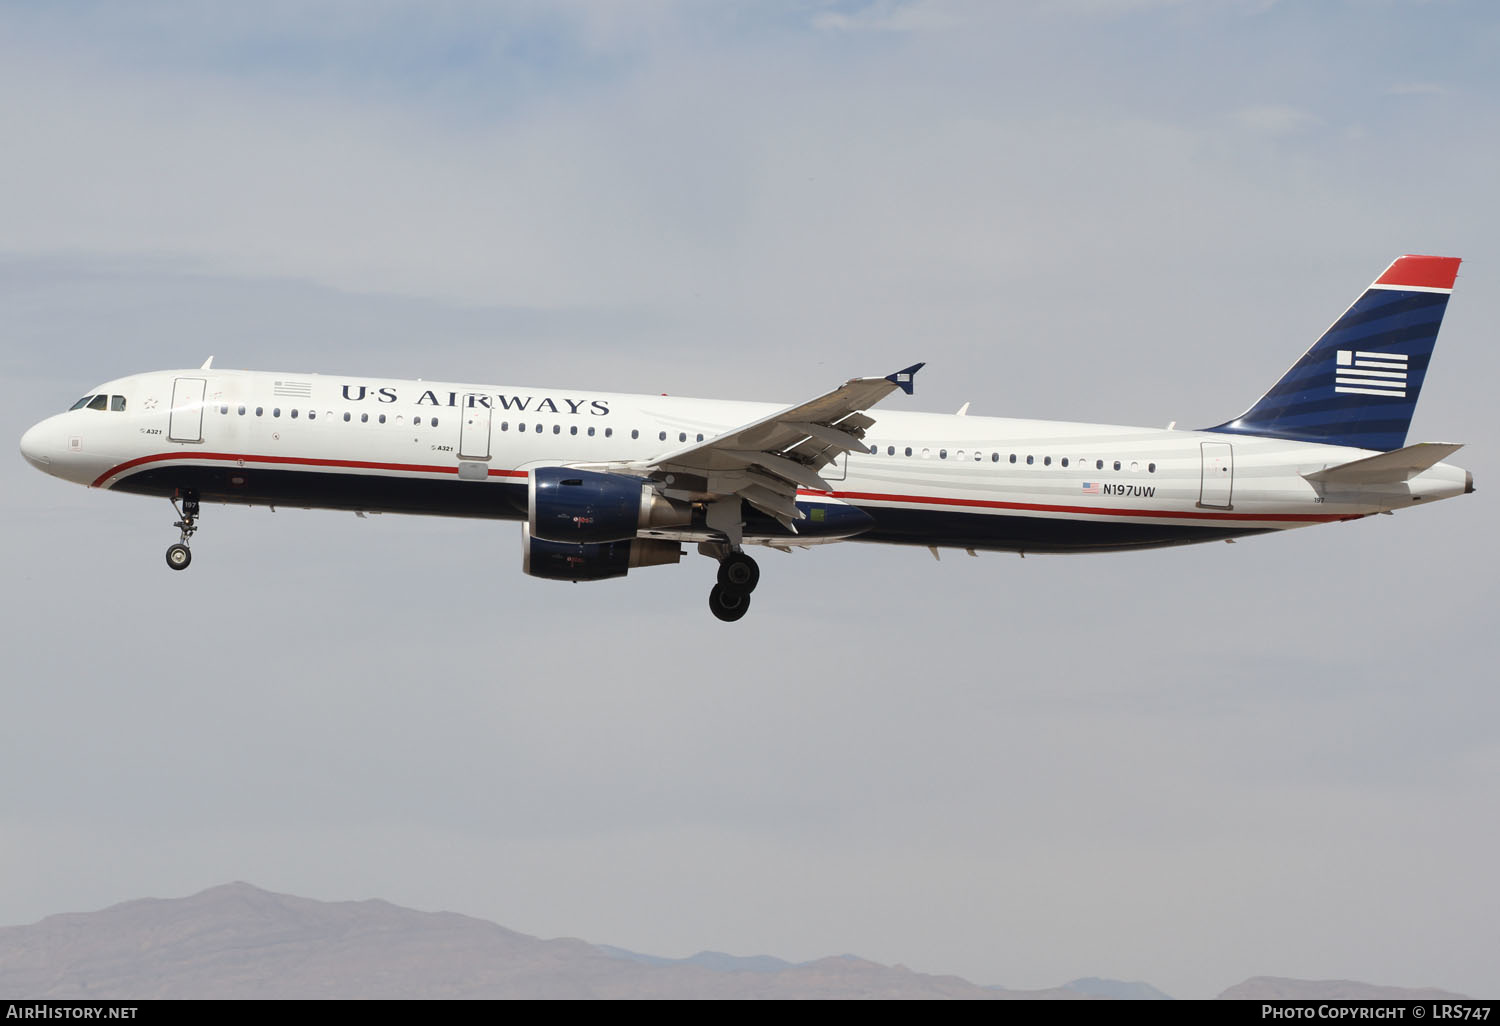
[0,883,1469,1000]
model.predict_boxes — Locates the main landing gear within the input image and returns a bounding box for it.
[709,551,760,623]
[165,493,200,571]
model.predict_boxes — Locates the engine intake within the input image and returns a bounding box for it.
[528,467,689,543]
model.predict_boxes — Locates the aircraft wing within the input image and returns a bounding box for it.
[586,362,922,532]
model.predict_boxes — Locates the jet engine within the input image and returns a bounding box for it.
[522,526,683,582]
[528,467,689,543]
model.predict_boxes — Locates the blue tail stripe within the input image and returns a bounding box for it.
[1206,286,1450,451]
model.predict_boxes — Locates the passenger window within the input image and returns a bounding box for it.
[256,407,264,417]
[238,406,246,416]
[939,449,948,459]
[379,414,386,424]
[1061,457,1069,467]
[955,449,964,461]
[570,425,577,435]
[974,451,982,462]
[343,412,351,422]
[432,418,439,428]
[1009,454,1017,464]
[1044,456,1051,466]
[991,453,999,462]
[1113,461,1121,471]
[1148,463,1156,473]
[1026,455,1034,465]
[679,432,687,442]
[588,427,595,437]
[308,410,317,421]
[273,408,281,418]
[360,413,367,423]
[111,396,126,412]
[220,405,229,415]
[922,448,931,459]
[887,446,895,455]
[605,428,613,438]
[291,409,299,419]
[1096,460,1104,470]
[518,423,525,432]
[534,423,541,433]
[659,431,667,441]
[631,430,639,439]
[1131,461,1139,472]
[697,434,704,442]
[869,445,877,455]
[905,447,913,457]
[553,424,560,434]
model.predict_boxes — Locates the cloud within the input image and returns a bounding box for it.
[812,0,961,33]
[1384,82,1450,97]
[1232,103,1322,135]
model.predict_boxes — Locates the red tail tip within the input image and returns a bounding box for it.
[1375,255,1461,290]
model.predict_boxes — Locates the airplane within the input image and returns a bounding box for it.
[19,254,1473,622]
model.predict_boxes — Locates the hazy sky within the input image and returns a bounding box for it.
[2,0,1497,1000]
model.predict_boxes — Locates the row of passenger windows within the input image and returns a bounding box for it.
[70,394,127,412]
[500,425,709,442]
[209,406,714,443]
[869,444,1157,473]
[218,405,439,426]
[205,404,1157,472]
[501,422,615,437]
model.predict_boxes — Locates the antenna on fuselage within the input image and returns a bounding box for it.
[201,356,215,370]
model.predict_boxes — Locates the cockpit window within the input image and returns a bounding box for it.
[111,395,127,412]
[70,395,94,411]
[86,395,108,411]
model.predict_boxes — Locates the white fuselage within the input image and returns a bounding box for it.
[19,367,1471,555]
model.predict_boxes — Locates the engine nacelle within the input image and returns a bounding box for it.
[522,526,683,582]
[528,466,690,543]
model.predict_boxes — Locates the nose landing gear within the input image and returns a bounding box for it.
[165,493,200,571]
[708,551,760,622]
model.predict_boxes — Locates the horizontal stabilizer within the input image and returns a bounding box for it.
[1302,442,1464,486]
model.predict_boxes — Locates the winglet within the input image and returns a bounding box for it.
[885,362,924,395]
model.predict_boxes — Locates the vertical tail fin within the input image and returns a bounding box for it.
[1207,255,1460,451]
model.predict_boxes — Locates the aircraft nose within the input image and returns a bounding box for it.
[20,420,54,469]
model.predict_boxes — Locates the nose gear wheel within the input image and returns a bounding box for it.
[165,493,200,571]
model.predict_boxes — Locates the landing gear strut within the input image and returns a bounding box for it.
[165,493,200,571]
[708,551,759,622]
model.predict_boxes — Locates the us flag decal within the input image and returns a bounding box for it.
[1335,350,1407,398]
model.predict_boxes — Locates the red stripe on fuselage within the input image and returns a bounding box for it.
[96,451,1353,525]
[92,450,529,489]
